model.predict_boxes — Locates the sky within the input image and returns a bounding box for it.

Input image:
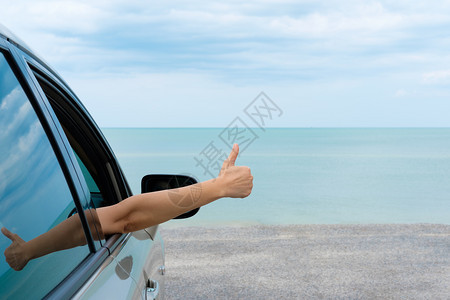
[1,0,450,127]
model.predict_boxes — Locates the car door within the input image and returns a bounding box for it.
[0,37,105,300]
[18,48,165,299]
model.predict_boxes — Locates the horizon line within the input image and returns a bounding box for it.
[100,126,450,129]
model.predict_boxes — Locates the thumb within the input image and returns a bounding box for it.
[220,144,239,174]
[226,144,239,167]
[1,227,15,241]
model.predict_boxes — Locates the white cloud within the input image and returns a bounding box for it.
[0,87,32,138]
[2,0,450,126]
[422,70,450,84]
[1,0,115,33]
[0,120,43,196]
[0,87,21,111]
[3,0,450,77]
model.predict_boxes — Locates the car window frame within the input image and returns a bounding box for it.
[26,58,132,200]
[31,70,125,209]
[4,44,96,245]
[1,40,113,299]
[7,38,146,298]
[27,67,139,250]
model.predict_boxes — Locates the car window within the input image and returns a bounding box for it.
[32,71,121,209]
[0,52,91,298]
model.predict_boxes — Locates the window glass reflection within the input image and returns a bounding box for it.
[0,52,90,298]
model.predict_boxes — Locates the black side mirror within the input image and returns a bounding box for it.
[141,174,200,219]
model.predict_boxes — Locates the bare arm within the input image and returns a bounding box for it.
[97,143,253,234]
[1,211,100,271]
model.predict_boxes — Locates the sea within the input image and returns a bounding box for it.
[101,128,450,227]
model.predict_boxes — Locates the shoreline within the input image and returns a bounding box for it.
[160,224,450,299]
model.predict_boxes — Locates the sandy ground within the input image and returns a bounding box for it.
[160,224,449,300]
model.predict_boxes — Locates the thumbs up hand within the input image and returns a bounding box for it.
[217,144,253,198]
[1,227,29,271]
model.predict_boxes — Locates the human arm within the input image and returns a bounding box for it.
[97,143,253,234]
[1,211,99,271]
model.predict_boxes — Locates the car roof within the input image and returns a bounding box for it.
[0,23,80,100]
[0,23,32,52]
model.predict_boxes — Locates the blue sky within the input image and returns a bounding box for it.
[1,0,450,127]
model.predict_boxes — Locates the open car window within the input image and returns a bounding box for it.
[31,70,122,209]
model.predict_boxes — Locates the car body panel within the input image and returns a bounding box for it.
[73,229,165,300]
[73,254,138,300]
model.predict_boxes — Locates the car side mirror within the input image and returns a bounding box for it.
[141,174,200,219]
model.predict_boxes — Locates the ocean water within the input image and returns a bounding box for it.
[102,128,450,226]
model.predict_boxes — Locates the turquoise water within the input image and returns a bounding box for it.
[102,128,450,226]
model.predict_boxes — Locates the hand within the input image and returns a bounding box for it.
[2,227,29,271]
[218,144,253,198]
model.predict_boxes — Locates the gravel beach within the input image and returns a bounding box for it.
[160,224,450,300]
